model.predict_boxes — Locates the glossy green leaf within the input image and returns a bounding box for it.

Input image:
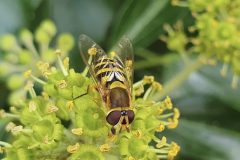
[0,0,25,35]
[108,0,189,48]
[166,119,240,160]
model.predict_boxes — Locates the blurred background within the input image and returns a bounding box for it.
[0,0,240,160]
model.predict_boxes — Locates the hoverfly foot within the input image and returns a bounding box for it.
[126,126,130,133]
[111,127,116,135]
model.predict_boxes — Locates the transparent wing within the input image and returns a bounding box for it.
[110,36,134,94]
[79,34,107,95]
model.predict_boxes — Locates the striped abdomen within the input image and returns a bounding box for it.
[94,57,130,109]
[94,57,127,87]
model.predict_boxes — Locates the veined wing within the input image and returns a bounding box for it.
[79,34,107,95]
[110,36,134,94]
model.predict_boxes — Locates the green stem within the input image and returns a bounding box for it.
[0,141,12,147]
[135,54,179,70]
[4,113,20,119]
[31,75,47,85]
[57,55,68,76]
[152,57,204,101]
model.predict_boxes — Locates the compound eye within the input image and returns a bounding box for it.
[106,111,121,125]
[126,110,135,124]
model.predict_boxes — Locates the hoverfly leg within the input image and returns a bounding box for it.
[111,126,116,135]
[119,126,123,133]
[73,85,90,100]
[126,126,130,132]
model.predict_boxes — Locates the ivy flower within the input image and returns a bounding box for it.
[0,20,74,106]
[0,50,180,159]
[166,0,240,88]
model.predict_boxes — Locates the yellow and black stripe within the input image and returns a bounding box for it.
[94,57,127,88]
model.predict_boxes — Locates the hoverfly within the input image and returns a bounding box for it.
[79,35,134,134]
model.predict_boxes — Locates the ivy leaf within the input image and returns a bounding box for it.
[166,119,240,160]
[108,0,189,48]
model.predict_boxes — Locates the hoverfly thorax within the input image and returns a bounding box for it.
[79,35,134,134]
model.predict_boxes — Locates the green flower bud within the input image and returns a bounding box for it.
[217,22,236,39]
[41,49,57,63]
[57,87,72,100]
[43,84,58,97]
[35,28,50,44]
[40,20,57,37]
[41,49,56,63]
[129,138,148,158]
[75,98,108,137]
[132,119,145,130]
[145,116,159,131]
[4,52,18,63]
[70,145,105,160]
[55,98,70,120]
[119,136,130,156]
[167,32,187,52]
[67,69,87,87]
[7,75,25,90]
[32,117,63,147]
[188,0,208,12]
[20,29,33,45]
[18,50,32,64]
[8,89,26,106]
[0,34,18,51]
[57,33,74,53]
[5,147,34,160]
[0,62,10,77]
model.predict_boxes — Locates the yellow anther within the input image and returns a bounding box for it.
[173,108,180,119]
[63,57,69,68]
[88,47,97,56]
[37,61,51,77]
[164,96,173,109]
[156,136,167,148]
[143,76,154,84]
[133,130,143,139]
[55,49,62,56]
[110,51,116,57]
[157,108,163,114]
[134,84,144,96]
[23,70,32,78]
[168,142,180,160]
[57,80,67,89]
[43,135,51,144]
[71,128,83,136]
[167,118,179,129]
[5,122,16,132]
[99,143,110,152]
[67,143,80,153]
[28,101,37,112]
[107,134,117,142]
[152,82,163,91]
[11,125,23,135]
[67,101,74,110]
[41,92,49,100]
[156,124,165,132]
[47,105,59,113]
[128,156,135,160]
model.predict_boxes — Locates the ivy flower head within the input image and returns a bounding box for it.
[0,21,180,160]
[165,0,240,88]
[0,20,74,106]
